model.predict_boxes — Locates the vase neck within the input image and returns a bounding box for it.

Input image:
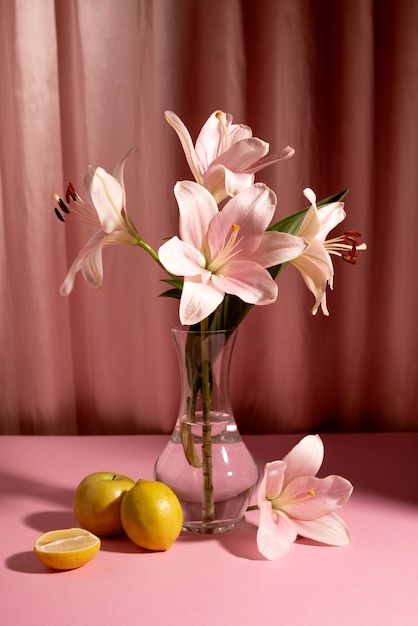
[172,327,237,421]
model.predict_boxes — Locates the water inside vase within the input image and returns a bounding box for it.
[154,411,259,533]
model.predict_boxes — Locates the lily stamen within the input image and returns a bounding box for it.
[52,193,70,222]
[207,223,243,274]
[325,231,366,265]
[66,182,78,203]
[53,182,103,228]
[215,111,230,152]
[54,207,65,223]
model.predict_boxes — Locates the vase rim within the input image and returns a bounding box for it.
[171,325,237,335]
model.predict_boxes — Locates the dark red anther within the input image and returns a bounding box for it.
[66,182,77,203]
[341,231,362,264]
[54,207,65,223]
[58,198,70,214]
[342,252,357,264]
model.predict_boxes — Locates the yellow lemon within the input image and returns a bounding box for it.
[121,479,183,551]
[33,528,100,570]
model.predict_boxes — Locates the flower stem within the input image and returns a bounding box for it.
[136,238,161,265]
[200,318,215,525]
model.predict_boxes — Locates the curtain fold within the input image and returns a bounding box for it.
[0,0,416,434]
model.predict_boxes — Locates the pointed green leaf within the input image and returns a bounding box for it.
[159,288,182,299]
[161,278,184,290]
[268,189,350,235]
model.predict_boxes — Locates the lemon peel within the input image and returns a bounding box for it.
[121,479,183,551]
[33,528,100,570]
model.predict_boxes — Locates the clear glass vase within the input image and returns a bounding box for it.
[154,326,259,534]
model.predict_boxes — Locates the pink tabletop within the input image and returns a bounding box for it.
[0,434,417,626]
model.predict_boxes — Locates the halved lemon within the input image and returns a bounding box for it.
[33,528,101,570]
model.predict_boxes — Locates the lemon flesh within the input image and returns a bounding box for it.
[121,480,183,551]
[34,528,100,570]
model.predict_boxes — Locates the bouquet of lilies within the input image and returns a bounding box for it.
[53,110,365,559]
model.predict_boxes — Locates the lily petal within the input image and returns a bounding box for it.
[243,146,295,174]
[179,277,224,325]
[213,137,269,173]
[290,239,334,315]
[256,501,297,560]
[165,111,203,182]
[60,231,106,296]
[202,164,255,203]
[174,181,218,250]
[222,169,255,199]
[194,111,233,171]
[112,147,136,218]
[282,435,324,486]
[316,202,346,242]
[158,236,206,277]
[90,167,124,234]
[228,123,253,143]
[207,183,277,259]
[280,475,354,520]
[296,203,321,242]
[211,261,278,305]
[251,231,307,268]
[303,187,318,209]
[258,461,286,504]
[60,230,135,295]
[294,513,352,546]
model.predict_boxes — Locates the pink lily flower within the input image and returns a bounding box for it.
[158,181,307,325]
[290,188,367,315]
[256,435,353,560]
[55,149,140,296]
[165,110,295,203]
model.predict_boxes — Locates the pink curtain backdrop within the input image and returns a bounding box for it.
[0,0,417,435]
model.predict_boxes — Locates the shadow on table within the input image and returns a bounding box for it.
[216,519,264,560]
[5,551,64,574]
[0,469,73,507]
[24,510,77,532]
[178,519,265,561]
[100,536,148,554]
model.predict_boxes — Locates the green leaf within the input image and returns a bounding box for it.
[161,278,184,290]
[159,288,182,299]
[268,189,350,235]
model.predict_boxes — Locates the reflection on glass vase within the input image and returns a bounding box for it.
[154,326,259,534]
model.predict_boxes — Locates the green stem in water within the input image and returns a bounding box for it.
[200,318,214,524]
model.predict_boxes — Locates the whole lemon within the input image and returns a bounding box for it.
[121,479,183,551]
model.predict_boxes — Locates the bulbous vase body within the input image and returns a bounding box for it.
[154,327,259,534]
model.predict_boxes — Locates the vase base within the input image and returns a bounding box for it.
[182,518,240,535]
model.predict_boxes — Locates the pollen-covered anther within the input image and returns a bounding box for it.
[231,223,240,233]
[307,489,316,497]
